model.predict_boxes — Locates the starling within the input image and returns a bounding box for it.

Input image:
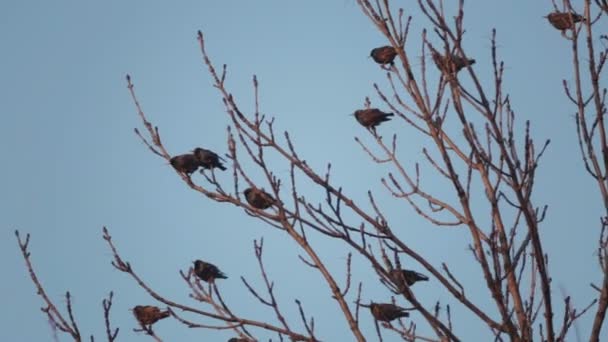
[390,269,429,289]
[353,108,394,130]
[370,303,410,322]
[193,259,227,283]
[370,46,397,65]
[546,11,585,30]
[244,188,276,209]
[431,50,475,74]
[193,147,227,171]
[170,153,200,174]
[132,305,170,328]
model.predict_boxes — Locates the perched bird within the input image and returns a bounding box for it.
[370,303,410,322]
[353,108,394,130]
[193,147,227,171]
[193,259,227,283]
[170,153,200,174]
[370,46,397,65]
[132,305,170,328]
[546,11,585,30]
[431,50,475,74]
[390,269,429,289]
[244,188,276,209]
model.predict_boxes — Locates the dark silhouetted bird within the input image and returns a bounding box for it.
[354,108,394,130]
[431,50,475,74]
[170,153,200,174]
[390,269,429,290]
[244,188,276,209]
[370,303,410,322]
[193,147,227,171]
[546,11,585,30]
[133,305,170,328]
[193,259,227,283]
[370,46,397,65]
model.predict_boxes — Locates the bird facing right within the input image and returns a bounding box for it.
[193,259,228,283]
[370,302,410,322]
[431,50,475,74]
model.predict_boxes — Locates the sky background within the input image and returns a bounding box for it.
[1,1,607,341]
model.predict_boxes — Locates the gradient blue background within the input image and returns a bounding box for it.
[2,1,606,340]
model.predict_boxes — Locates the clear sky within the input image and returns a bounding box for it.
[1,1,607,341]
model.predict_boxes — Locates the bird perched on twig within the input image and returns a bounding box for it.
[170,153,200,174]
[132,305,170,328]
[370,46,397,65]
[193,259,227,283]
[546,11,585,30]
[353,108,394,130]
[390,269,429,290]
[431,49,475,74]
[244,188,276,209]
[193,147,227,171]
[370,303,410,322]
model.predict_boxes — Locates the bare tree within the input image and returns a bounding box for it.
[16,1,608,341]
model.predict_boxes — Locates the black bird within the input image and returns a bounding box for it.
[370,46,397,65]
[546,11,585,30]
[193,147,227,171]
[431,50,475,74]
[244,188,276,209]
[193,260,227,283]
[170,153,200,174]
[390,269,429,290]
[353,108,394,130]
[132,305,170,328]
[370,303,410,322]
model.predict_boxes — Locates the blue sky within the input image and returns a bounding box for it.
[1,1,607,341]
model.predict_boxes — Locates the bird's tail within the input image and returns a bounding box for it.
[219,272,228,279]
[397,311,410,319]
[417,272,430,281]
[219,164,227,171]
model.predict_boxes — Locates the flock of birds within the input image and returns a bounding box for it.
[131,10,585,340]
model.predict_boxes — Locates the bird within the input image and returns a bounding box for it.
[431,50,475,74]
[243,188,276,209]
[193,147,227,171]
[370,46,397,65]
[389,269,429,289]
[170,153,200,174]
[370,303,410,322]
[132,305,170,328]
[193,259,227,283]
[353,108,394,130]
[546,11,585,30]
